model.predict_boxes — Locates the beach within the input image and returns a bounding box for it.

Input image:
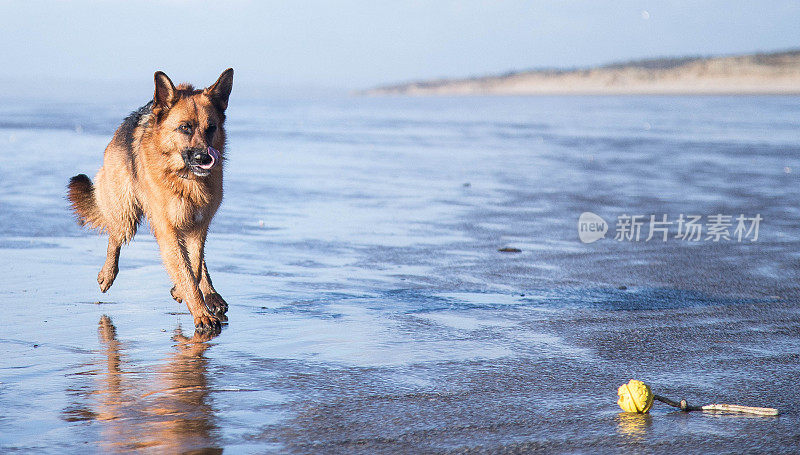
[363,50,800,96]
[1,94,799,453]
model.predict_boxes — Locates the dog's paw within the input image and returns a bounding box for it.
[193,314,222,335]
[205,292,229,318]
[97,265,118,293]
[170,285,183,303]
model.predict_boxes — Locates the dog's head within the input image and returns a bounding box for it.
[149,69,234,178]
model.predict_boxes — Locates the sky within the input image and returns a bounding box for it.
[1,0,800,96]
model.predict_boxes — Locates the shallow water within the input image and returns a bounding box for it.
[1,95,800,453]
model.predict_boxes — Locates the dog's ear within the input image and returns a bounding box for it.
[153,71,177,118]
[204,68,234,112]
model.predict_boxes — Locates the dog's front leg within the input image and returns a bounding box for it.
[152,220,220,334]
[200,259,228,317]
[184,227,228,319]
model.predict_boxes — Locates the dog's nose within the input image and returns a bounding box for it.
[192,151,212,166]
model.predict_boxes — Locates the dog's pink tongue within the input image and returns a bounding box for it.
[199,147,219,170]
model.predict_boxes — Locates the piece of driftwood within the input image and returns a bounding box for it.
[654,394,779,416]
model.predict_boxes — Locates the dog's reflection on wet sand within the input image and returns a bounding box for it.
[63,316,222,453]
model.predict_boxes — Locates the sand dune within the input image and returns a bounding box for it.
[362,49,800,95]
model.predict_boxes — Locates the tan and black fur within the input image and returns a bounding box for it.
[68,69,234,334]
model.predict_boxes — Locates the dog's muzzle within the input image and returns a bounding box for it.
[184,146,220,177]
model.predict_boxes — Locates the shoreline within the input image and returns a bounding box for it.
[357,89,800,97]
[361,49,800,96]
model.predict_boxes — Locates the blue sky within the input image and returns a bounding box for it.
[2,0,799,94]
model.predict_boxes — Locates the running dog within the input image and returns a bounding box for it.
[68,69,234,334]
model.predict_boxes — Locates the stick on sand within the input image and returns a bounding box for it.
[654,395,779,416]
[617,379,779,416]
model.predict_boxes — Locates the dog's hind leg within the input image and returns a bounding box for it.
[98,236,121,292]
[92,166,141,293]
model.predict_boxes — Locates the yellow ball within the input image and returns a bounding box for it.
[618,379,654,413]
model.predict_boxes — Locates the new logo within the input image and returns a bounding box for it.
[578,212,608,243]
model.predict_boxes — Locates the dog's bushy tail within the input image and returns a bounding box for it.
[68,174,104,230]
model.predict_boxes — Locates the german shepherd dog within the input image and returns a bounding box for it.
[67,69,234,334]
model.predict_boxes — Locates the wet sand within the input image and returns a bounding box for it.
[1,95,799,453]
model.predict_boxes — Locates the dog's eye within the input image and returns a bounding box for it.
[206,124,217,136]
[178,124,193,135]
